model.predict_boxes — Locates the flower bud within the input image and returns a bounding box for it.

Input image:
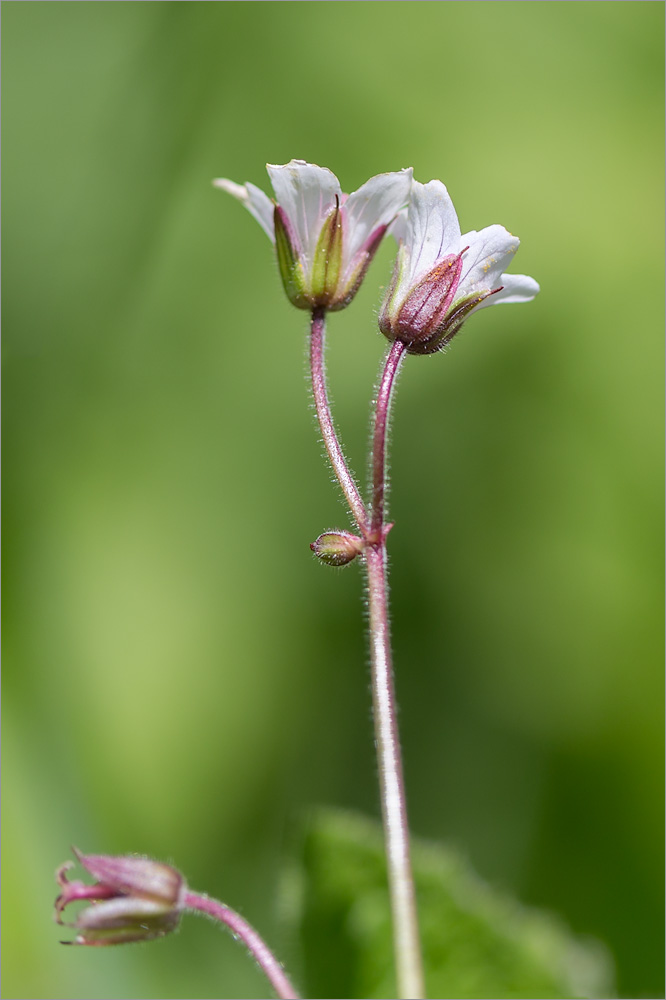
[55,848,185,946]
[310,530,364,566]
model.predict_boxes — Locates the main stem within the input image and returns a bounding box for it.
[367,339,424,1000]
[308,313,423,998]
[183,891,299,1000]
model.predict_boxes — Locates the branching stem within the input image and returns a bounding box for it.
[367,340,424,1000]
[309,312,424,999]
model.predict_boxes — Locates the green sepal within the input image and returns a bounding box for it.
[435,291,492,346]
[274,205,309,309]
[378,245,408,335]
[310,200,343,306]
[403,290,492,355]
[332,224,388,312]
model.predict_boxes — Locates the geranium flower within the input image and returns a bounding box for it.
[214,160,412,311]
[380,179,539,354]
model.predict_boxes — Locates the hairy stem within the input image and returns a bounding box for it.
[183,891,299,1000]
[308,319,422,996]
[371,339,406,536]
[367,340,424,1000]
[309,307,368,533]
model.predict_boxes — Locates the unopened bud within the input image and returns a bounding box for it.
[310,530,364,567]
[55,848,185,946]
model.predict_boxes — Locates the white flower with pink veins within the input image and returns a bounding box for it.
[215,159,412,310]
[380,178,540,354]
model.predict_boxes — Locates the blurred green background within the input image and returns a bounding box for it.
[3,2,663,998]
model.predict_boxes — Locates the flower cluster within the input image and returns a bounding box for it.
[215,160,539,346]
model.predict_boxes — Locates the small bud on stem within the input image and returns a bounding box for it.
[310,530,364,566]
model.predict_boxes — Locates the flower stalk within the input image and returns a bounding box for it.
[309,310,424,998]
[371,339,406,536]
[309,307,368,532]
[183,892,299,1000]
[367,340,424,1000]
[365,541,424,1000]
[214,160,537,998]
[56,160,540,1000]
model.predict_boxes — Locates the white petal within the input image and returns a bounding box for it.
[213,178,246,200]
[341,168,413,271]
[213,178,275,240]
[397,180,461,300]
[475,273,540,310]
[266,160,340,272]
[244,182,276,240]
[388,206,408,245]
[458,225,520,296]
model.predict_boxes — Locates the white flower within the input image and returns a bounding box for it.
[380,179,539,354]
[214,160,412,311]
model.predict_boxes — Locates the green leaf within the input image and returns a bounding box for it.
[282,809,615,1000]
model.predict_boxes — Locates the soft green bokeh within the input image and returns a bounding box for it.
[3,3,663,998]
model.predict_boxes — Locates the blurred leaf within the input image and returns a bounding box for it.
[286,809,614,1000]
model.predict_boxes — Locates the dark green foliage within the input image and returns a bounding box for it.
[288,810,614,1000]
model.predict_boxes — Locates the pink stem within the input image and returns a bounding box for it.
[309,307,369,534]
[371,339,406,536]
[367,340,424,999]
[183,891,299,1000]
[308,318,423,996]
